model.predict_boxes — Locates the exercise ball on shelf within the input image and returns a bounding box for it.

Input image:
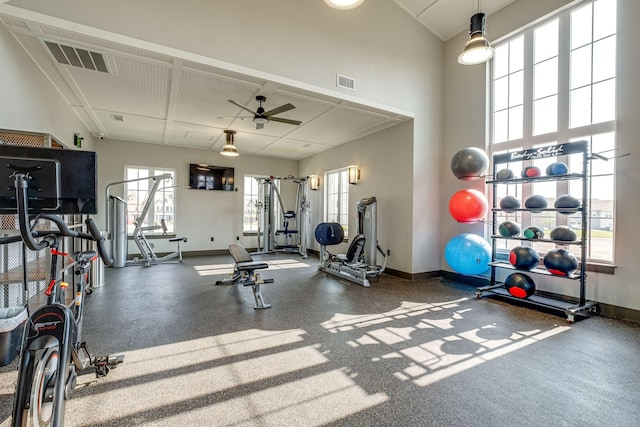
[496,168,515,180]
[498,221,521,237]
[451,147,489,181]
[525,195,548,212]
[554,194,580,214]
[521,165,542,178]
[499,195,521,212]
[544,248,579,276]
[444,233,491,276]
[505,273,536,298]
[523,226,545,239]
[546,162,569,176]
[550,226,578,242]
[448,189,489,223]
[509,246,541,270]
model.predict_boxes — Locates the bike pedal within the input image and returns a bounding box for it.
[92,354,124,377]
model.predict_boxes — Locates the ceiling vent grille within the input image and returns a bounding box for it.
[336,74,355,90]
[44,41,109,73]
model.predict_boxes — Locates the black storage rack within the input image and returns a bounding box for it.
[476,140,599,322]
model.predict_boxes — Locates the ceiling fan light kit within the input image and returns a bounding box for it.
[228,96,302,130]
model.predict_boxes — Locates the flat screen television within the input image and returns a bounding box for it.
[189,163,234,191]
[0,145,97,214]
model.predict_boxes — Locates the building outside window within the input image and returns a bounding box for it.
[125,166,175,235]
[324,168,349,239]
[490,0,616,263]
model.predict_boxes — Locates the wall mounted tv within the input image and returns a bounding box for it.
[189,164,235,191]
[0,145,97,214]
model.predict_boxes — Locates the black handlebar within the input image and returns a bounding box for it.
[12,173,113,267]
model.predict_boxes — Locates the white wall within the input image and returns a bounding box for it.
[299,120,414,273]
[5,0,444,275]
[442,0,640,313]
[0,24,90,148]
[95,138,297,255]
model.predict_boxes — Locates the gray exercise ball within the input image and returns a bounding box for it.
[451,147,489,181]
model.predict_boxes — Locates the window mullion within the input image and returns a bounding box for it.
[557,10,571,138]
[522,27,534,143]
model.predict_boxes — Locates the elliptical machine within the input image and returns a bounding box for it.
[315,196,388,287]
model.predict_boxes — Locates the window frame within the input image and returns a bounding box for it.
[324,168,350,240]
[243,175,266,234]
[488,0,617,265]
[125,165,176,236]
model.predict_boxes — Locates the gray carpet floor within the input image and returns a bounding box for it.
[1,253,639,426]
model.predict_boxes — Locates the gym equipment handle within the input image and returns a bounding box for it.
[14,173,113,266]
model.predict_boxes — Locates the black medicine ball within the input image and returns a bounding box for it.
[525,195,548,212]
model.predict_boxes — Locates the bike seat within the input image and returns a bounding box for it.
[71,250,97,263]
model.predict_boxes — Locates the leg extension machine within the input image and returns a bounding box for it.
[315,222,387,288]
[215,244,274,309]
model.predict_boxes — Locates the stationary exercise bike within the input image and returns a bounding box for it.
[3,167,123,427]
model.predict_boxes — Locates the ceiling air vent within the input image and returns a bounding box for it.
[336,74,355,90]
[44,41,109,73]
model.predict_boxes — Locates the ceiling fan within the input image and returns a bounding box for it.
[228,95,302,129]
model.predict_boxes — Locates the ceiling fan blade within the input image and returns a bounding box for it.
[264,103,295,117]
[228,100,256,115]
[269,116,302,126]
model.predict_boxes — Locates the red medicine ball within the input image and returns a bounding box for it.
[521,166,541,178]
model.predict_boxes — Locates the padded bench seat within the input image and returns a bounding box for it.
[216,244,273,309]
[236,261,268,271]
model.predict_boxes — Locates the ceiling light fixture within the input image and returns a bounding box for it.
[253,116,269,125]
[324,0,365,10]
[220,130,239,157]
[458,1,494,65]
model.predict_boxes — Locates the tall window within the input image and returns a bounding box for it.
[243,175,262,233]
[490,0,616,263]
[125,166,175,235]
[324,168,349,239]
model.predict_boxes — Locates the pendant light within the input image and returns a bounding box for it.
[220,130,239,157]
[458,1,494,65]
[324,0,365,10]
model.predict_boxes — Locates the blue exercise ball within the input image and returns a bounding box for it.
[444,233,491,276]
[451,147,489,181]
[546,162,569,176]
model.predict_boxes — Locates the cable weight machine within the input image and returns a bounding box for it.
[254,175,310,258]
[106,174,187,267]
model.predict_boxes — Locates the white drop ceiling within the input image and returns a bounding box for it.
[0,0,515,160]
[391,0,517,41]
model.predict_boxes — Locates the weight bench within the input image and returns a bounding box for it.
[215,244,274,309]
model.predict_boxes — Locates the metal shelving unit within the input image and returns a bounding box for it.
[476,141,599,322]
